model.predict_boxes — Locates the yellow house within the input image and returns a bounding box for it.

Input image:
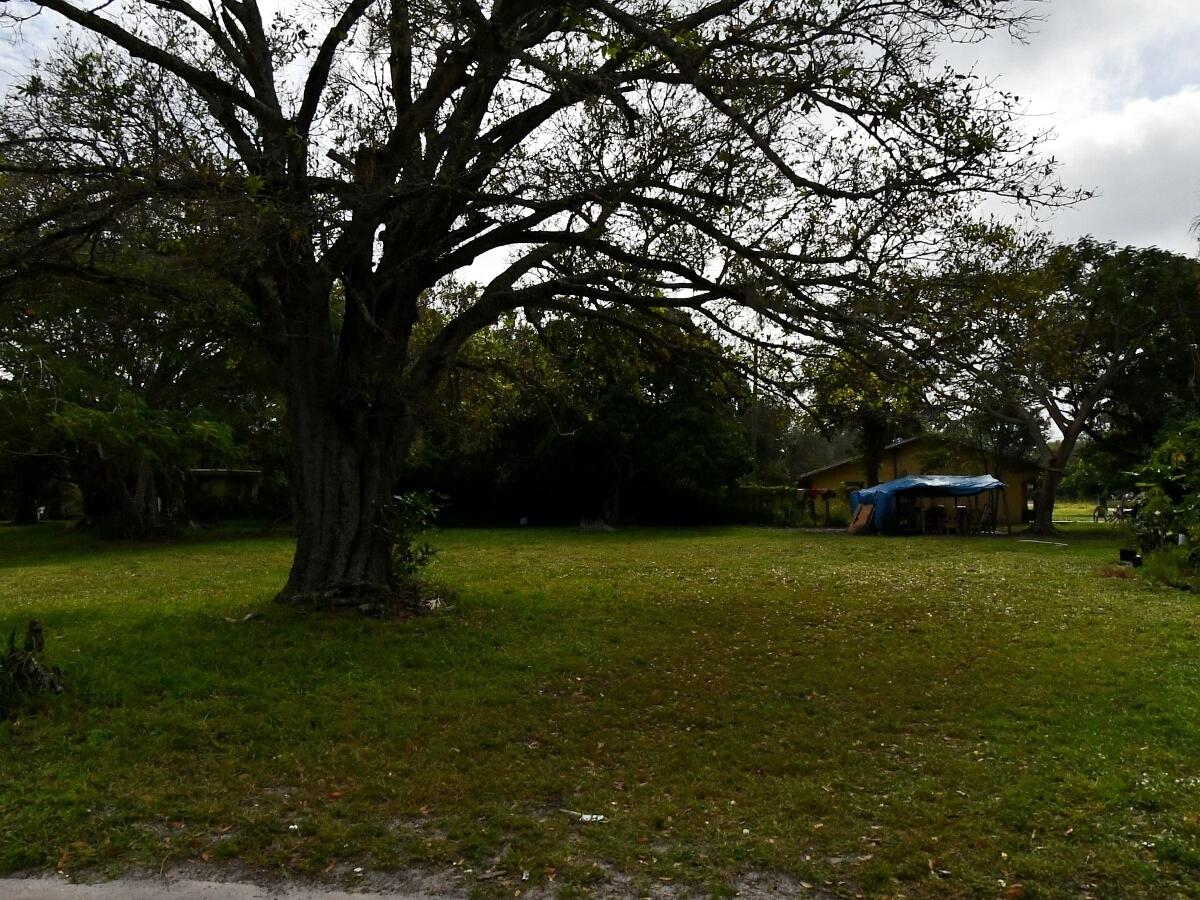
[797,435,1042,528]
[188,469,262,503]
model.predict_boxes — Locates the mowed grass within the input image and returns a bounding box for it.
[1052,501,1106,524]
[2,523,1199,898]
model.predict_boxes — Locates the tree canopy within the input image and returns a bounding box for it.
[0,0,1069,607]
[918,236,1200,532]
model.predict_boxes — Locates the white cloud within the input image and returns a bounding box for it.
[950,0,1200,254]
[1049,88,1200,252]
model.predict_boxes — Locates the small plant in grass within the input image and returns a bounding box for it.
[380,491,451,615]
[1,620,63,720]
[1131,421,1200,590]
[1142,547,1198,593]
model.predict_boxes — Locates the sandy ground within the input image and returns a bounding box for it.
[0,867,820,898]
[0,876,461,899]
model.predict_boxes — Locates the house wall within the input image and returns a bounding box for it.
[803,440,1038,526]
[192,473,260,502]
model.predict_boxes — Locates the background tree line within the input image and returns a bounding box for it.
[0,266,862,531]
[3,224,1198,537]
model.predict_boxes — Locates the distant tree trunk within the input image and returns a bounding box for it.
[858,408,889,486]
[1033,468,1062,535]
[74,452,165,538]
[106,460,164,538]
[603,476,624,526]
[1031,432,1080,536]
[45,485,67,521]
[127,460,161,532]
[12,490,39,526]
[10,457,45,525]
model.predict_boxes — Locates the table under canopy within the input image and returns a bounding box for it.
[850,474,1006,532]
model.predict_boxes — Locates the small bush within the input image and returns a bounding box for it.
[1142,547,1198,592]
[377,491,452,615]
[825,500,851,528]
[384,491,441,582]
[1,620,63,720]
[1130,421,1200,560]
[724,486,848,527]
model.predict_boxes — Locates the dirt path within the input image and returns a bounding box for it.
[0,876,460,899]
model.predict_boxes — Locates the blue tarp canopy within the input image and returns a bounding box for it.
[850,474,1006,530]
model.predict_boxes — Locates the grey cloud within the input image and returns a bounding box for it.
[1050,92,1200,253]
[949,0,1200,255]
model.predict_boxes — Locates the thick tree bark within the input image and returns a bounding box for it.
[273,323,421,611]
[1033,467,1062,536]
[279,424,395,607]
[1031,433,1080,536]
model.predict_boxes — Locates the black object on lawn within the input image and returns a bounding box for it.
[1119,548,1143,568]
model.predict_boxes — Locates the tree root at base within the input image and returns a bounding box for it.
[274,578,453,618]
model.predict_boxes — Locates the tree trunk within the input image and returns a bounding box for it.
[10,457,44,525]
[73,451,164,538]
[603,475,624,526]
[261,259,434,612]
[1033,467,1062,535]
[120,459,162,537]
[858,408,888,487]
[12,491,39,525]
[275,371,418,612]
[1031,428,1082,536]
[45,487,67,521]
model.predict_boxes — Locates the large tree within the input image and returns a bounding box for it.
[930,237,1200,533]
[0,0,1064,608]
[801,343,933,486]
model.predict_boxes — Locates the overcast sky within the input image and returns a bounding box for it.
[3,1,1198,257]
[954,0,1200,256]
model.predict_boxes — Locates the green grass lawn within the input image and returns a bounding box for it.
[2,523,1198,897]
[1052,501,1105,524]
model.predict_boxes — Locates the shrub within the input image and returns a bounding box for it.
[1142,547,1198,592]
[1,621,63,720]
[724,486,849,528]
[383,491,442,581]
[1129,422,1200,590]
[375,491,453,615]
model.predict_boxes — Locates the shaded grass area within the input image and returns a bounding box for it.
[2,523,1199,897]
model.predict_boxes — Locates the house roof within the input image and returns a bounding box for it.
[798,436,924,481]
[189,469,263,477]
[797,434,1041,482]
